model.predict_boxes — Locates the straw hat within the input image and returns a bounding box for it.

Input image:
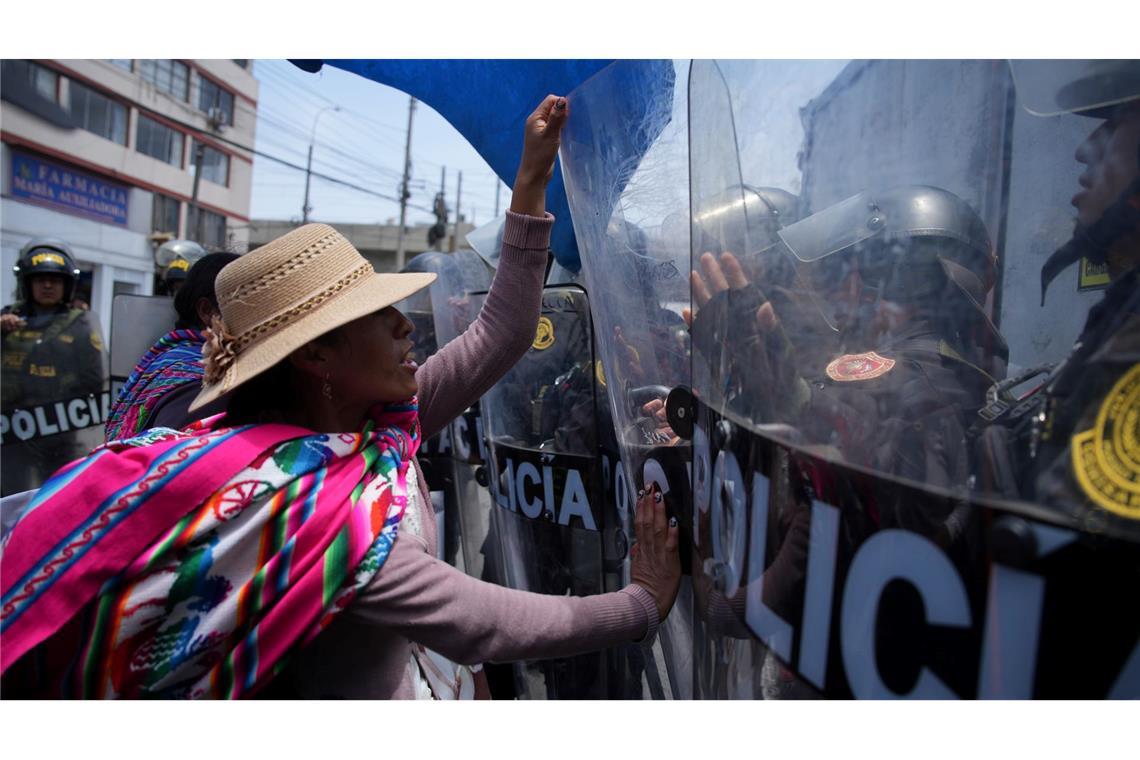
[189,223,435,412]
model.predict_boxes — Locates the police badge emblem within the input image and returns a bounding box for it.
[825,351,896,382]
[532,315,555,351]
[1071,364,1140,520]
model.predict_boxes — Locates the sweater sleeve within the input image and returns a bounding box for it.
[346,531,659,666]
[415,210,551,441]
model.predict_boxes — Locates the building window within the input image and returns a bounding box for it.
[107,60,133,72]
[232,60,249,70]
[138,59,189,101]
[152,193,181,236]
[196,209,227,249]
[136,115,184,167]
[2,60,59,102]
[198,77,235,125]
[68,80,128,145]
[188,140,230,186]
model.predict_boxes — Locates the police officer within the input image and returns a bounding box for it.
[986,61,1140,536]
[1,238,106,495]
[691,185,1004,537]
[155,239,207,298]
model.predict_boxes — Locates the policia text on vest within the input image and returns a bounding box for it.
[1,391,113,445]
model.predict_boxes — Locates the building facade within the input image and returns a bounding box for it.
[1,59,259,339]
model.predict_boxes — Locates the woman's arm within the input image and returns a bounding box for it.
[414,212,550,440]
[346,532,659,666]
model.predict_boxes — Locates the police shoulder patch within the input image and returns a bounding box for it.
[825,351,896,382]
[532,316,555,351]
[1071,363,1140,521]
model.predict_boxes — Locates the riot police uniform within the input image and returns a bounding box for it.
[2,239,106,495]
[977,62,1140,540]
[698,186,1004,506]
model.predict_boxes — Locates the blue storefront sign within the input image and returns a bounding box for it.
[10,151,129,226]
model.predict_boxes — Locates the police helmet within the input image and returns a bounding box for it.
[14,238,81,304]
[1011,59,1140,120]
[779,185,993,296]
[693,185,800,258]
[155,239,208,268]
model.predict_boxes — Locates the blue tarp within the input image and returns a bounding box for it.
[291,59,674,270]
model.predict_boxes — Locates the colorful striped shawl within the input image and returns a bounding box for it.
[1,400,420,698]
[104,329,207,442]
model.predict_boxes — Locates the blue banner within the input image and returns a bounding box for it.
[296,60,674,271]
[10,152,129,226]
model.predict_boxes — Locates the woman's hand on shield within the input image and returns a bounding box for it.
[511,94,570,216]
[630,481,681,621]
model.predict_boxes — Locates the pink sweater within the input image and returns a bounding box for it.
[286,211,658,699]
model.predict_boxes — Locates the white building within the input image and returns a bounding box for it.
[0,59,259,339]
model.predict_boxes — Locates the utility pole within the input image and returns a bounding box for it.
[394,96,416,271]
[494,180,501,217]
[450,171,462,252]
[302,105,340,224]
[190,140,205,242]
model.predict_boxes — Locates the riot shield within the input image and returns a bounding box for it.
[681,59,1140,698]
[425,249,497,580]
[478,281,655,698]
[1,304,109,498]
[394,251,473,568]
[561,60,695,698]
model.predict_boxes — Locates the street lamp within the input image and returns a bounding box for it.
[302,105,340,224]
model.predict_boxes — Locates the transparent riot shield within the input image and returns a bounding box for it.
[425,249,496,580]
[561,59,695,698]
[478,282,652,698]
[682,59,1140,698]
[394,251,471,568]
[1,304,109,498]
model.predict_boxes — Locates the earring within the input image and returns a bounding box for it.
[322,373,333,401]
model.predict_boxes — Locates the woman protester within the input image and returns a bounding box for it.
[0,95,681,699]
[103,252,239,441]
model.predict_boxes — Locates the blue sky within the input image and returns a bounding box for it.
[249,60,509,228]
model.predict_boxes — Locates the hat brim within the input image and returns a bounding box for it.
[188,271,437,413]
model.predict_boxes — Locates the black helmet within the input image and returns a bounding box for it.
[779,184,993,293]
[14,238,81,304]
[780,185,1007,367]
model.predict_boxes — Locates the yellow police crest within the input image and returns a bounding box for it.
[30,252,67,268]
[532,316,555,351]
[1071,364,1140,520]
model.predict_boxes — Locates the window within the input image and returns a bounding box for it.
[198,77,235,125]
[107,60,133,72]
[188,140,230,186]
[196,209,227,249]
[2,60,59,102]
[138,59,189,101]
[152,193,181,236]
[232,60,249,70]
[68,80,127,144]
[136,115,184,167]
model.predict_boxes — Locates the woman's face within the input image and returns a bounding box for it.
[326,306,419,405]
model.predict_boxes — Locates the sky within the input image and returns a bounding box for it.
[247,60,510,229]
